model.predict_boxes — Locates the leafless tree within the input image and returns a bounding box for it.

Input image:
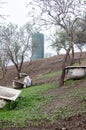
[27,0,86,86]
[0,23,33,78]
[0,49,9,78]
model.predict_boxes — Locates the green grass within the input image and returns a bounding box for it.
[0,84,57,128]
[72,62,80,66]
[38,71,61,79]
[65,75,86,86]
[49,106,74,122]
[0,78,86,128]
[64,79,78,86]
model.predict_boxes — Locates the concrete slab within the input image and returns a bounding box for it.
[0,86,21,101]
[65,66,86,69]
[65,66,86,79]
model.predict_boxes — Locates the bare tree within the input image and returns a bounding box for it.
[0,50,9,78]
[27,0,86,86]
[0,23,33,78]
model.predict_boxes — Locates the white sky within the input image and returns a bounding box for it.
[0,0,57,56]
[1,0,29,26]
[0,0,85,57]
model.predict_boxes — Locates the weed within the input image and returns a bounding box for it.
[48,106,73,123]
[38,71,61,79]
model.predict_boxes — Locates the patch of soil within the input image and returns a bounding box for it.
[1,113,86,130]
[0,52,86,130]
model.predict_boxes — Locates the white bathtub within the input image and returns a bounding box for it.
[65,66,86,79]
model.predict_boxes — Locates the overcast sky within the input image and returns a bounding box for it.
[0,0,57,56]
[0,0,29,26]
[0,0,85,56]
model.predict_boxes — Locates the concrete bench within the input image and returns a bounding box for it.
[13,80,24,89]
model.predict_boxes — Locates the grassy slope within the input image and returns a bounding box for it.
[0,77,86,128]
[0,53,86,128]
[0,84,57,128]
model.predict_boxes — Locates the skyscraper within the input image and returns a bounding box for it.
[32,33,44,60]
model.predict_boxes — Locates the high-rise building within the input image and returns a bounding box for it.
[32,33,44,60]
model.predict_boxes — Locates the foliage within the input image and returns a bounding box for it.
[51,30,69,54]
[0,23,33,78]
[74,15,86,44]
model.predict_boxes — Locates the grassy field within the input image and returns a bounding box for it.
[0,54,86,129]
[0,84,58,128]
[0,77,86,128]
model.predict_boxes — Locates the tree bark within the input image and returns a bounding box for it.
[70,45,74,65]
[59,44,72,87]
[79,48,82,65]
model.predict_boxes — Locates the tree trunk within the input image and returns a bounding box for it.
[17,69,21,79]
[13,64,21,79]
[79,48,82,65]
[1,66,7,79]
[59,44,72,87]
[70,45,74,65]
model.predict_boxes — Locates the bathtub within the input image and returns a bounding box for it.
[65,66,86,79]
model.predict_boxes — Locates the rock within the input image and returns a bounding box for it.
[0,99,7,109]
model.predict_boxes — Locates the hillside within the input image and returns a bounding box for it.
[0,52,86,130]
[0,52,86,87]
[0,54,64,87]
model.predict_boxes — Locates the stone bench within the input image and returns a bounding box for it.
[13,80,24,89]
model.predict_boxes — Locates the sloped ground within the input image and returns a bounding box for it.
[1,80,86,130]
[2,113,86,130]
[0,52,86,130]
[0,52,85,86]
[0,54,64,87]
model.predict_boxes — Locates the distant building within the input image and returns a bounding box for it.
[32,33,44,60]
